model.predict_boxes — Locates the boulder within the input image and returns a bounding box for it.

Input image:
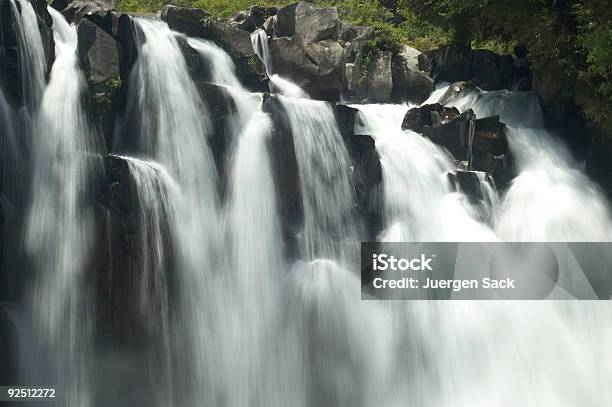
[77,19,120,87]
[275,2,339,42]
[365,51,393,102]
[160,5,210,39]
[391,45,434,104]
[229,5,276,33]
[401,103,460,133]
[267,2,390,101]
[402,103,512,186]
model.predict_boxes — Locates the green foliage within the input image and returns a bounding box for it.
[403,0,612,131]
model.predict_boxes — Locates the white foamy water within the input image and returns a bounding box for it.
[25,7,101,406]
[279,96,359,261]
[10,0,47,112]
[353,103,497,242]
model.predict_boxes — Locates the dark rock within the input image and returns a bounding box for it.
[420,45,529,91]
[471,49,514,90]
[344,133,383,240]
[53,0,115,24]
[586,132,612,199]
[365,51,393,102]
[229,5,276,33]
[402,103,512,186]
[391,45,434,104]
[160,5,210,38]
[422,44,473,84]
[103,154,176,351]
[437,81,479,105]
[401,103,460,133]
[193,81,237,181]
[262,93,302,259]
[0,307,18,384]
[334,104,357,138]
[276,2,339,42]
[77,18,120,87]
[161,6,267,92]
[447,169,497,222]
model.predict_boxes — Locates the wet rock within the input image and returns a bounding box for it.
[586,132,612,199]
[334,104,358,138]
[193,81,237,180]
[102,154,177,350]
[448,169,497,223]
[391,45,434,104]
[402,103,512,186]
[344,134,383,240]
[401,103,460,133]
[0,307,18,384]
[262,93,302,259]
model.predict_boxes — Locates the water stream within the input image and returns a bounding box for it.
[2,8,612,407]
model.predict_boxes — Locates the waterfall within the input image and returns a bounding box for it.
[120,18,221,406]
[9,0,46,112]
[250,28,307,98]
[353,103,496,241]
[117,156,178,406]
[185,35,286,406]
[430,85,612,241]
[24,7,101,406]
[279,96,360,261]
[251,29,271,75]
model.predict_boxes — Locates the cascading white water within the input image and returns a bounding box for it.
[250,26,396,405]
[25,7,100,406]
[353,103,497,241]
[251,29,271,75]
[431,84,612,241]
[118,155,178,405]
[9,0,46,112]
[250,28,307,98]
[279,96,360,261]
[121,18,221,406]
